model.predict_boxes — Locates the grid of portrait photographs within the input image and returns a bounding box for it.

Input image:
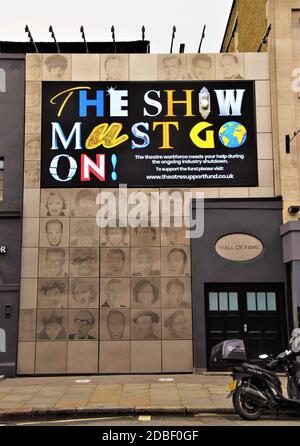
[19,186,193,373]
[157,53,244,81]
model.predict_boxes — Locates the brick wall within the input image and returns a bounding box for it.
[221,0,268,53]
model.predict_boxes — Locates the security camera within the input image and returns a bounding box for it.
[288,206,300,214]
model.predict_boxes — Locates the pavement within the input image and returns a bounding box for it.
[0,373,289,421]
[0,373,241,420]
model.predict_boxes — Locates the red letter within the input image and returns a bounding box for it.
[80,154,105,181]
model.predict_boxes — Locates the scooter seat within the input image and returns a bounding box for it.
[242,362,265,370]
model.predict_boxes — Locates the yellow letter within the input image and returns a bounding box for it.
[50,86,91,117]
[190,122,215,148]
[165,90,195,117]
[86,122,128,149]
[152,122,179,149]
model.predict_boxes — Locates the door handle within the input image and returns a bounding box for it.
[5,305,11,319]
[243,324,248,333]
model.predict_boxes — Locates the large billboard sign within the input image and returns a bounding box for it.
[41,81,258,188]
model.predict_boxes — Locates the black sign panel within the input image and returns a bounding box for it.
[41,81,258,188]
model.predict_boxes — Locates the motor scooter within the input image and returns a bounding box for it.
[210,329,300,420]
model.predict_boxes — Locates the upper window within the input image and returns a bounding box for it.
[247,292,277,311]
[208,291,238,311]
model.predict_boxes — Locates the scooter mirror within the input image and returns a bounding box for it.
[259,354,269,359]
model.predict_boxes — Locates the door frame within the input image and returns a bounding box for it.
[204,282,288,368]
[0,286,20,377]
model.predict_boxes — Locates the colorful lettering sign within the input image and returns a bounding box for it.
[41,81,258,188]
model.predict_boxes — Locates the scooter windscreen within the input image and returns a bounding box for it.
[289,328,300,353]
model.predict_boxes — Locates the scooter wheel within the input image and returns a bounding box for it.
[233,385,263,421]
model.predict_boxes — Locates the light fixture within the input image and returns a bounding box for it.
[198,24,206,53]
[49,26,60,53]
[257,24,272,52]
[199,87,211,119]
[170,25,176,54]
[111,26,116,53]
[80,26,88,53]
[286,130,300,154]
[25,25,39,53]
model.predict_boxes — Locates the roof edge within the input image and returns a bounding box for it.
[220,0,236,53]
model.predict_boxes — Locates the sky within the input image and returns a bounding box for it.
[0,0,233,53]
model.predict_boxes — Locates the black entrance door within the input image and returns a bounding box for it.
[0,288,19,377]
[205,283,286,368]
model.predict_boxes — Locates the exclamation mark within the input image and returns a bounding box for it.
[111,154,117,181]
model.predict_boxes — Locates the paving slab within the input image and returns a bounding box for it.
[38,389,66,396]
[177,383,205,389]
[95,384,123,391]
[150,390,179,396]
[41,385,69,389]
[0,386,15,393]
[88,397,121,404]
[27,396,61,402]
[123,384,149,390]
[0,401,27,409]
[0,395,38,402]
[206,386,228,394]
[178,391,208,397]
[119,400,150,407]
[0,392,15,400]
[85,402,119,408]
[89,391,121,397]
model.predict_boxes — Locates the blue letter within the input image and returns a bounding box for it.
[131,122,150,149]
[79,90,104,117]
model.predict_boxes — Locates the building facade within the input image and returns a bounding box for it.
[221,0,300,333]
[13,50,285,376]
[0,1,298,376]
